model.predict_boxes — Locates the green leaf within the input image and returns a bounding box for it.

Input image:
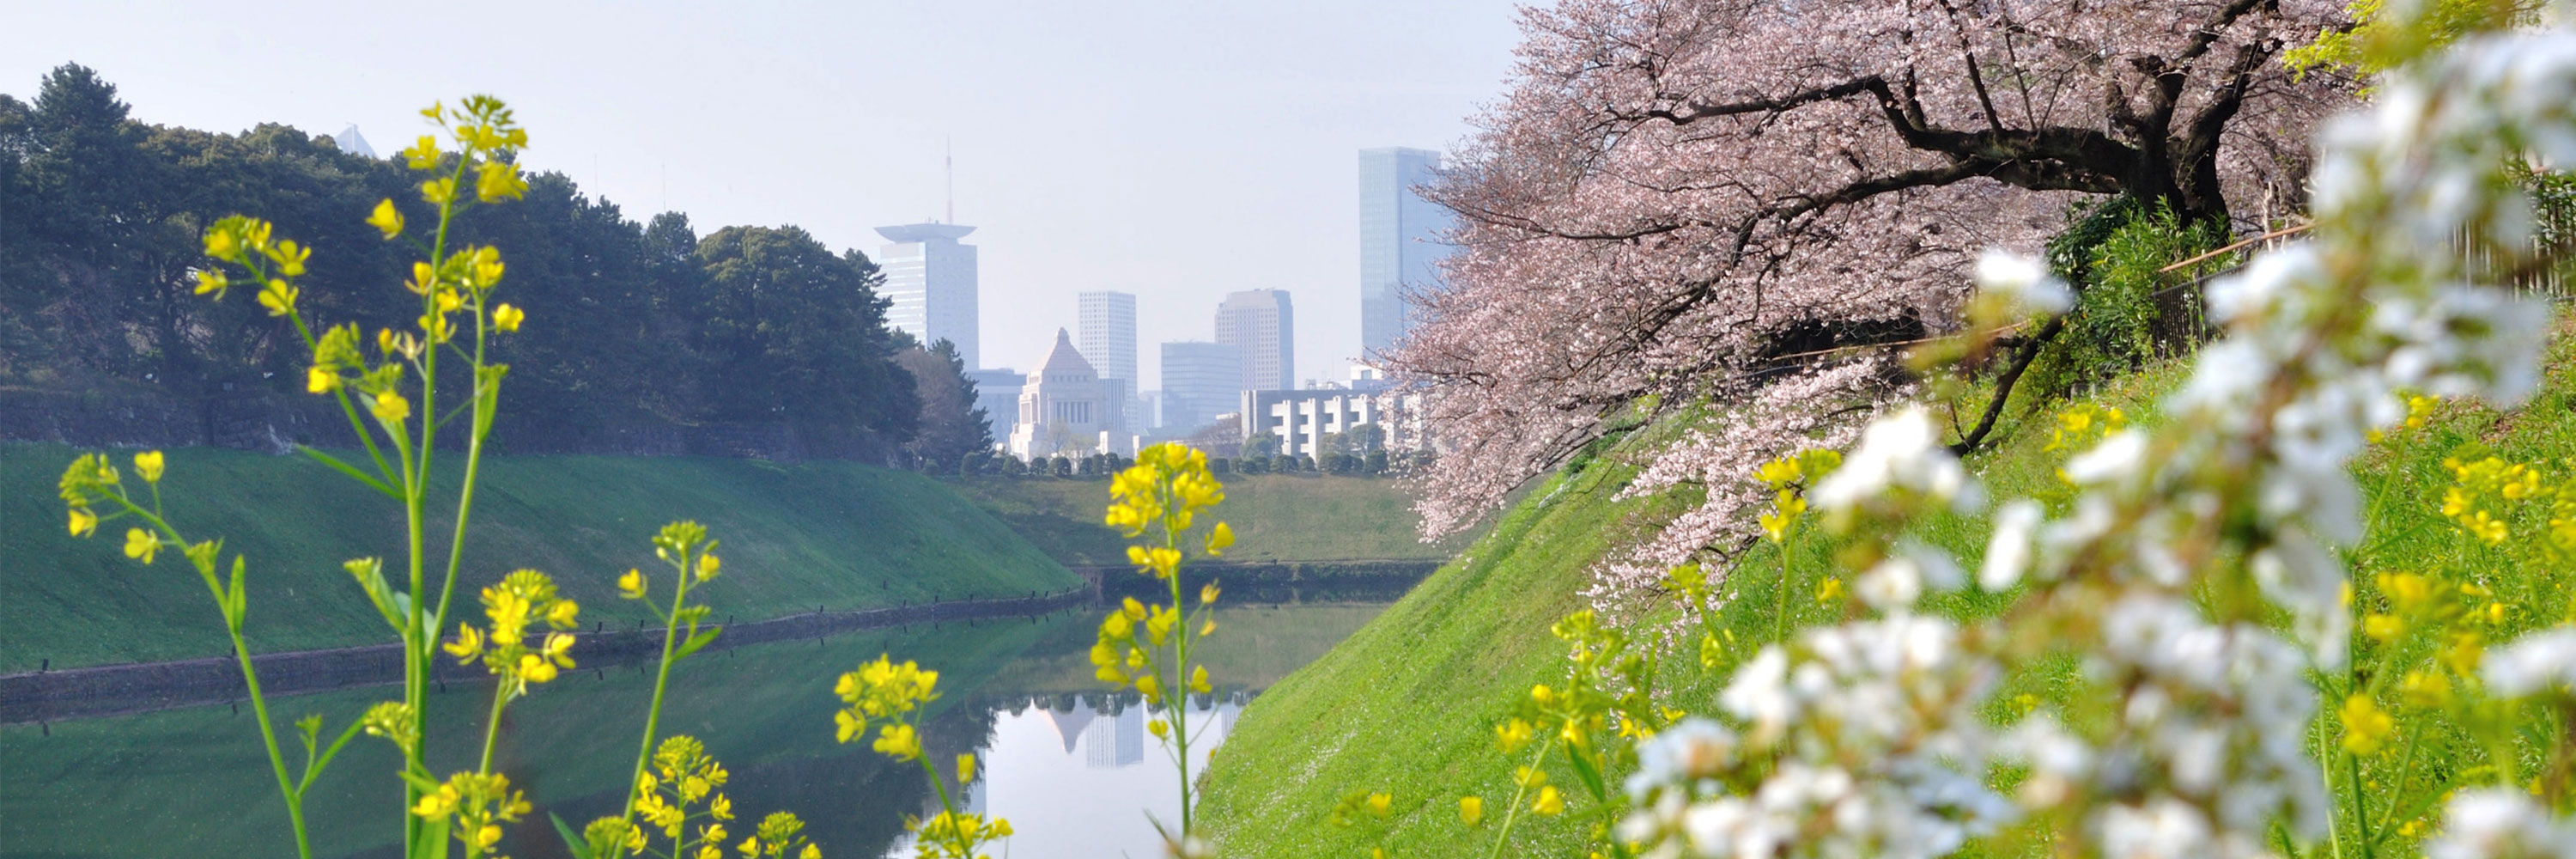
[1564,745,1608,802]
[674,626,722,661]
[548,813,592,859]
[225,557,248,632]
[296,445,399,499]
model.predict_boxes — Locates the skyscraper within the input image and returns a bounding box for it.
[1077,291,1139,430]
[1215,289,1294,393]
[875,222,981,369]
[1358,147,1456,358]
[1159,341,1242,434]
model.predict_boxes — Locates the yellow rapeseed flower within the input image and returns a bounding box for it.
[2342,694,2395,755]
[192,268,229,298]
[873,723,921,760]
[123,527,159,564]
[1207,521,1235,556]
[494,302,525,332]
[420,177,458,206]
[372,390,410,423]
[1532,785,1564,816]
[475,160,529,203]
[132,451,162,484]
[367,198,404,239]
[1460,795,1485,825]
[619,568,647,600]
[67,506,96,538]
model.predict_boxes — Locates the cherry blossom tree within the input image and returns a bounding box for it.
[1389,0,2356,576]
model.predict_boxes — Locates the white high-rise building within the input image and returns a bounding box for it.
[1160,341,1242,435]
[876,222,981,369]
[1215,289,1294,393]
[1358,148,1455,359]
[1077,290,1139,431]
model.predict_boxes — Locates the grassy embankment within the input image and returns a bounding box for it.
[947,472,1449,566]
[0,444,1079,673]
[1199,330,2576,856]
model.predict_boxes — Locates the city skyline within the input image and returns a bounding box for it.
[0,3,1522,391]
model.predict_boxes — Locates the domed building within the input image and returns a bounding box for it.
[1007,329,1131,460]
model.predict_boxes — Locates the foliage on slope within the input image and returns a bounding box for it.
[1200,329,2576,855]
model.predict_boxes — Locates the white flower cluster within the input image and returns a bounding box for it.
[1623,609,2013,858]
[2425,790,2576,859]
[1618,23,2576,859]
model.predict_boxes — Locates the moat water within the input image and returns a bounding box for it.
[0,599,1390,859]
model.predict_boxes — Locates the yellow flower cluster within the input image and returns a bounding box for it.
[908,810,1013,859]
[410,771,531,855]
[738,812,822,859]
[2044,402,2127,454]
[1104,443,1235,568]
[2441,456,2543,545]
[56,453,123,539]
[832,655,941,758]
[442,570,580,689]
[1091,596,1213,706]
[632,735,735,855]
[1753,448,1840,543]
[589,738,811,859]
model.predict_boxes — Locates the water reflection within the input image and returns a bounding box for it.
[888,693,1245,859]
[0,600,1382,859]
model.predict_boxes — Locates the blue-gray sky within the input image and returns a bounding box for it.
[1,1,1520,389]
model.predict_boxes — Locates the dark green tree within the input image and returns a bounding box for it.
[691,225,915,436]
[894,338,992,470]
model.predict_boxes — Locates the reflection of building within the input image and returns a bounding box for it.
[878,222,982,369]
[1358,147,1455,358]
[1043,696,1097,754]
[1084,701,1145,768]
[1241,389,1383,458]
[1215,289,1294,393]
[1007,330,1132,459]
[1159,341,1241,436]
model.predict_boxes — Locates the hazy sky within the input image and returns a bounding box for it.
[0,1,1522,389]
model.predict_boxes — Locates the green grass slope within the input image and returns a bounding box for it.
[1194,416,1710,856]
[946,472,1450,565]
[1200,338,2533,855]
[0,444,1079,673]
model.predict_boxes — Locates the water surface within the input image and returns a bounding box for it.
[0,600,1386,858]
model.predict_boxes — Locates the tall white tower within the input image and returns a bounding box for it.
[875,222,981,369]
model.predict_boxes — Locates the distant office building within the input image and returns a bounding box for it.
[876,222,981,369]
[1242,388,1382,459]
[1215,289,1294,393]
[333,125,378,160]
[1007,330,1128,459]
[1078,290,1140,430]
[1139,390,1163,430]
[1160,341,1242,435]
[1358,147,1456,358]
[965,368,1023,443]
